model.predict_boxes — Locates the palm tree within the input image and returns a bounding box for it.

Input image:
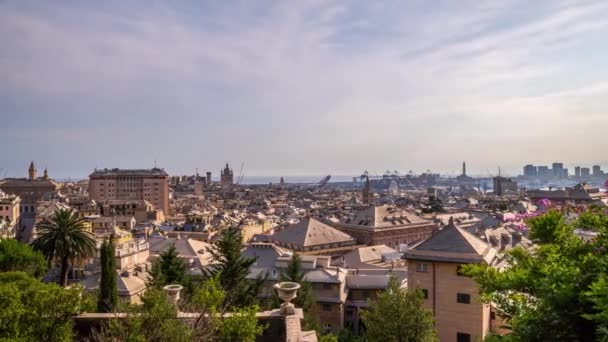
[32,208,97,286]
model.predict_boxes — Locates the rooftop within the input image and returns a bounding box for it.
[341,204,431,230]
[404,218,496,264]
[89,168,168,178]
[270,217,357,248]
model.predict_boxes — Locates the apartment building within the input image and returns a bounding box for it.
[88,168,170,216]
[404,218,498,342]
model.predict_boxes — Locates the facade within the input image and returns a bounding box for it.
[593,165,604,177]
[99,199,164,223]
[88,168,170,216]
[220,163,234,187]
[552,162,564,178]
[87,215,136,231]
[492,177,517,196]
[0,194,21,238]
[0,162,58,215]
[523,164,537,177]
[404,219,498,342]
[333,204,436,249]
[581,167,591,179]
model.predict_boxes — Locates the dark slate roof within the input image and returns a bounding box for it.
[404,219,496,264]
[270,218,356,248]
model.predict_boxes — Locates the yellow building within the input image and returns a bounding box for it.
[0,194,20,238]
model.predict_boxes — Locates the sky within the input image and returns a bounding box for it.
[2,0,608,179]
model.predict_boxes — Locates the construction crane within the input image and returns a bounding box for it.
[236,162,245,184]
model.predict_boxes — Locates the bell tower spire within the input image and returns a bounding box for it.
[28,161,37,180]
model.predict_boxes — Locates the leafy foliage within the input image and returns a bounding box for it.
[0,271,84,341]
[99,276,265,342]
[98,287,193,342]
[205,227,265,308]
[527,209,571,243]
[0,238,46,277]
[98,237,118,312]
[361,275,437,342]
[32,208,97,286]
[463,209,608,341]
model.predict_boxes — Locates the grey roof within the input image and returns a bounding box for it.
[148,237,214,267]
[346,275,389,289]
[270,218,356,247]
[343,245,397,269]
[404,219,496,264]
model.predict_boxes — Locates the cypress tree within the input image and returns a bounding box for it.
[98,237,118,312]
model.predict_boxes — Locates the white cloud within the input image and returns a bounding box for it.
[1,0,608,177]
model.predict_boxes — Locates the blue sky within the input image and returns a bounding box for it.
[2,0,608,178]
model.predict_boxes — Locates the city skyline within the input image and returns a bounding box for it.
[3,1,608,177]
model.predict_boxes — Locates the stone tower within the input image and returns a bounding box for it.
[43,168,49,180]
[362,175,371,204]
[220,163,233,187]
[28,161,37,180]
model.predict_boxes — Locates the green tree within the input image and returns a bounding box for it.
[0,238,46,277]
[205,227,265,308]
[361,275,437,342]
[272,253,318,331]
[98,287,193,342]
[100,276,265,342]
[0,271,84,341]
[463,209,608,341]
[191,275,265,342]
[148,243,192,294]
[98,237,118,312]
[32,208,97,286]
[527,209,571,243]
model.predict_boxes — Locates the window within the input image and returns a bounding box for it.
[457,293,471,304]
[421,288,428,299]
[415,263,428,273]
[323,323,332,332]
[322,304,332,312]
[457,333,471,342]
[322,283,332,290]
[490,311,496,320]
